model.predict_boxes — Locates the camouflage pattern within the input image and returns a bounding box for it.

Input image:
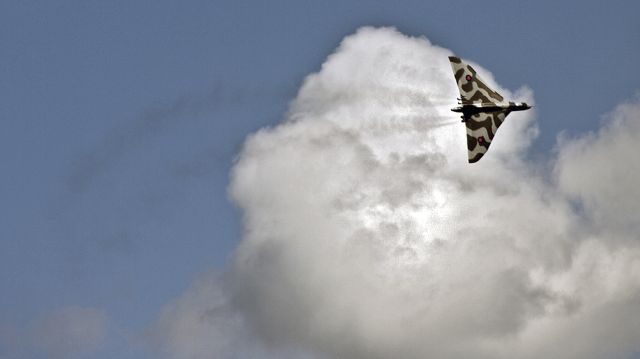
[449,56,504,105]
[465,110,507,163]
[448,56,530,163]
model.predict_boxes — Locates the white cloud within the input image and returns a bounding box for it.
[150,272,321,359]
[555,95,640,236]
[156,27,640,359]
[151,272,246,359]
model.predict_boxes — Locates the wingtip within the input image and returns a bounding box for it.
[448,56,461,63]
[468,153,484,163]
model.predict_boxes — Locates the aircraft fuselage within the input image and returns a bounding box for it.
[451,102,530,122]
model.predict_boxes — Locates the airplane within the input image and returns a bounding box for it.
[448,56,531,163]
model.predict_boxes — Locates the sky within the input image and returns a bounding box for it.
[1,1,640,358]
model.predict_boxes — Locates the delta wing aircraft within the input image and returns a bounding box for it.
[448,56,531,163]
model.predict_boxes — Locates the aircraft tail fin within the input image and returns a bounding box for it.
[448,56,504,105]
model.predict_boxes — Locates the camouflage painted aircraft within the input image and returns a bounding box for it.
[448,56,531,163]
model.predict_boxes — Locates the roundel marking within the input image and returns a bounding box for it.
[465,74,473,81]
[478,136,486,145]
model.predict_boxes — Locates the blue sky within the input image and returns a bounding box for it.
[1,1,639,358]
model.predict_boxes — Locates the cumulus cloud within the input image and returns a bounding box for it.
[555,96,640,236]
[151,272,247,359]
[150,272,320,359]
[156,27,640,359]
